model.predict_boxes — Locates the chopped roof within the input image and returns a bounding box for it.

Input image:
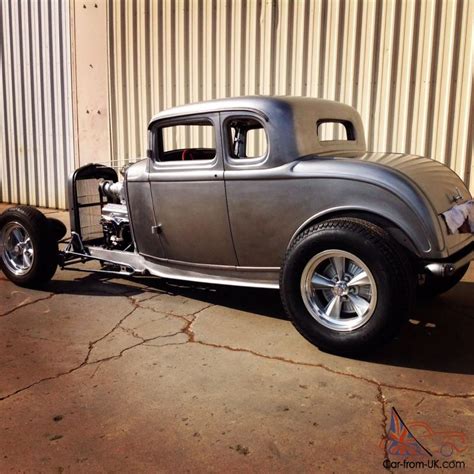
[149,95,356,123]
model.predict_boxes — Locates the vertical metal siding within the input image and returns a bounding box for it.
[0,0,74,209]
[107,0,474,190]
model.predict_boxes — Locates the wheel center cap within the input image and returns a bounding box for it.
[333,281,348,297]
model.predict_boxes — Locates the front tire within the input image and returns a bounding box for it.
[280,218,415,355]
[0,206,58,287]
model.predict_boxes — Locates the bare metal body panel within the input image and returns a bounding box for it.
[225,174,435,266]
[358,152,471,214]
[149,179,237,265]
[118,96,473,287]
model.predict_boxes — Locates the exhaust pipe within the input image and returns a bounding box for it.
[425,263,456,278]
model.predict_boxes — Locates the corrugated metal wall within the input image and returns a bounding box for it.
[1,0,472,208]
[107,0,474,190]
[0,0,75,209]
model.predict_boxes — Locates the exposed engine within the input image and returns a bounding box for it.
[99,180,125,204]
[98,180,133,250]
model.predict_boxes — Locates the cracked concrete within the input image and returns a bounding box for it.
[0,204,473,472]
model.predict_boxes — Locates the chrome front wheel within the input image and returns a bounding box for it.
[1,222,35,276]
[0,206,58,287]
[300,249,377,332]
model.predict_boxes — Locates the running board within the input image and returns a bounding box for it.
[89,247,280,289]
[60,238,280,289]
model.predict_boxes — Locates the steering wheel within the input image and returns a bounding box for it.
[181,149,194,161]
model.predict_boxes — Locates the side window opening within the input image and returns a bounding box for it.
[317,119,356,142]
[228,118,268,159]
[159,121,216,162]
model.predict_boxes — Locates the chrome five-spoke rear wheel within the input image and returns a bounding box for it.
[280,218,414,355]
[300,250,377,332]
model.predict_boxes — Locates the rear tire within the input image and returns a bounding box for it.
[0,206,58,287]
[280,218,415,355]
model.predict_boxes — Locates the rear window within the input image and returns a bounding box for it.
[317,119,356,142]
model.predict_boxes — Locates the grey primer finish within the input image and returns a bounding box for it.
[87,96,473,287]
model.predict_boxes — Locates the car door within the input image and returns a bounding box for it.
[148,113,237,266]
[221,112,279,267]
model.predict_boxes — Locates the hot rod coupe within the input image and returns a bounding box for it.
[1,96,473,354]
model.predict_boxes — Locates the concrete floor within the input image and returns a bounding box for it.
[0,204,473,472]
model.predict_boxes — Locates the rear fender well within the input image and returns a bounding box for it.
[287,209,423,258]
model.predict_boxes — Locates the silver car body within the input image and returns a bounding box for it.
[89,96,473,288]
